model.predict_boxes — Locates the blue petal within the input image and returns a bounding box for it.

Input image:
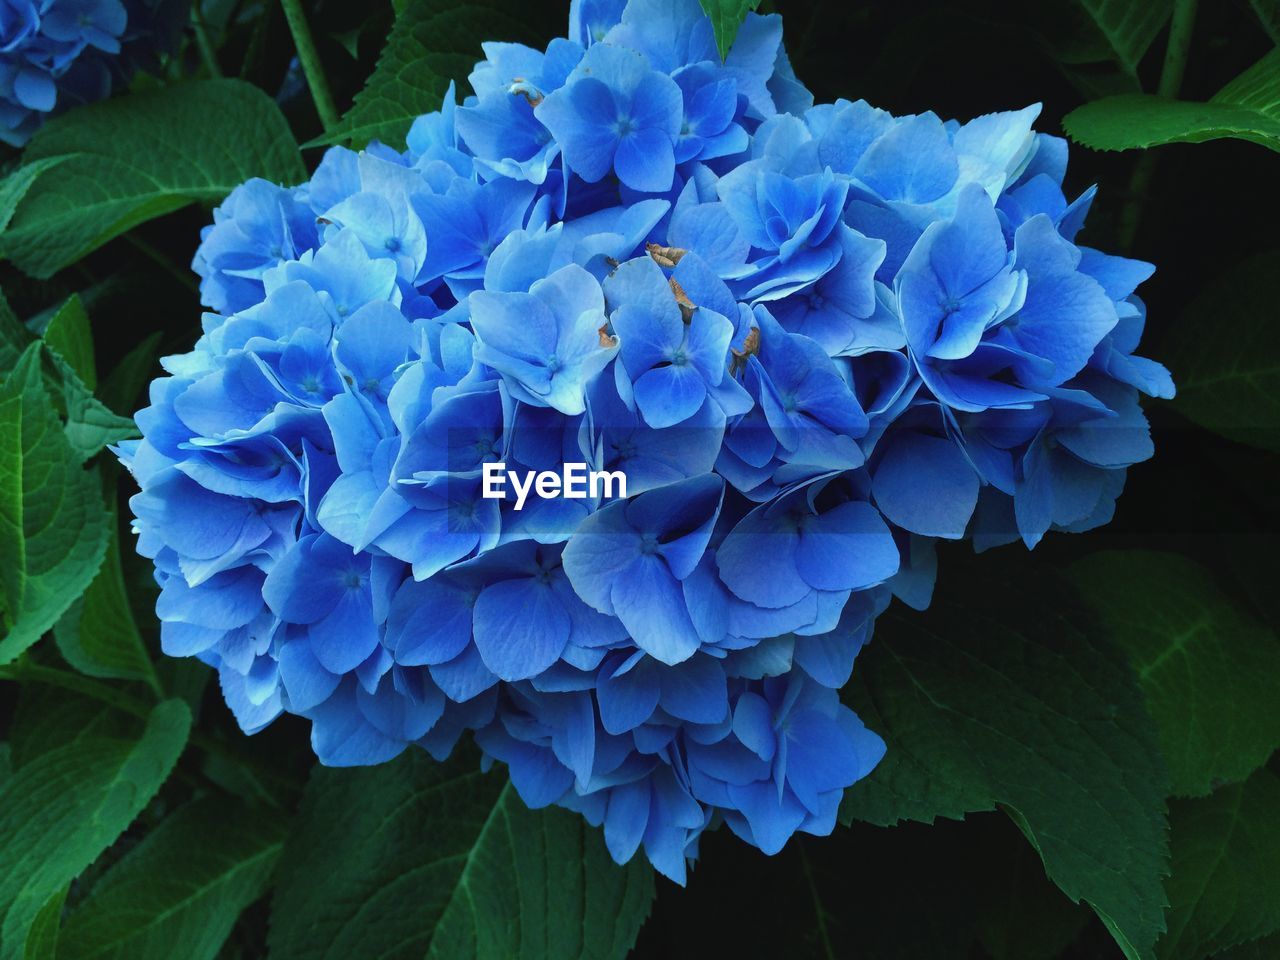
[610,553,702,664]
[659,655,728,724]
[473,577,571,680]
[873,431,980,538]
[598,654,661,734]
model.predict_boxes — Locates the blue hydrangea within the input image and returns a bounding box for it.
[1,0,185,146]
[120,0,1172,883]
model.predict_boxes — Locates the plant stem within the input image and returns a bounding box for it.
[280,0,340,133]
[1118,0,1198,251]
[191,4,223,78]
[799,842,836,959]
[1157,0,1200,99]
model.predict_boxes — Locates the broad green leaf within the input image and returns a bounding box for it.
[0,344,110,663]
[0,290,135,462]
[698,0,763,60]
[57,367,139,463]
[841,565,1170,960]
[21,886,66,960]
[1063,50,1280,153]
[58,797,286,960]
[1212,932,1280,960]
[43,305,137,460]
[309,0,549,150]
[0,699,191,960]
[0,288,28,369]
[1162,251,1280,452]
[42,295,96,390]
[1158,769,1280,960]
[7,684,143,771]
[0,80,305,279]
[1070,551,1280,797]
[270,751,654,960]
[0,159,64,235]
[37,296,137,460]
[54,509,159,689]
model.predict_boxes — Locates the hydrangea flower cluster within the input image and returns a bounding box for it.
[1,0,186,146]
[120,0,1172,882]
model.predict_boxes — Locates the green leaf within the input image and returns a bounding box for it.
[1063,50,1280,153]
[698,0,763,60]
[1158,768,1280,960]
[0,80,305,279]
[0,288,29,370]
[54,509,159,690]
[58,797,286,960]
[42,295,96,390]
[1057,0,1174,74]
[269,751,654,960]
[35,295,138,461]
[841,565,1170,960]
[1160,251,1280,452]
[0,344,110,663]
[0,158,64,235]
[7,684,143,771]
[57,368,139,463]
[310,0,548,150]
[21,886,65,960]
[1212,932,1280,960]
[1070,551,1280,797]
[1250,0,1280,42]
[0,699,191,960]
[1,292,137,464]
[98,331,162,416]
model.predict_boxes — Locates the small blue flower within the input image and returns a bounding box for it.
[1,0,181,145]
[471,263,616,415]
[606,256,735,427]
[536,42,683,193]
[563,473,723,664]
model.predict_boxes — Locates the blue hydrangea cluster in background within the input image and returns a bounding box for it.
[119,0,1173,882]
[1,0,186,146]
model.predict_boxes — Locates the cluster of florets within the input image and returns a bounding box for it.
[120,0,1172,882]
[1,0,184,146]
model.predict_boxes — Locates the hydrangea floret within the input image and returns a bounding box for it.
[1,0,185,146]
[120,0,1173,883]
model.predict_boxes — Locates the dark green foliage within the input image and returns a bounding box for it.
[271,750,654,959]
[841,564,1170,960]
